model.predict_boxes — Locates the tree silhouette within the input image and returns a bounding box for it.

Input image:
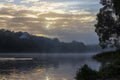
[113,0,120,16]
[95,0,120,48]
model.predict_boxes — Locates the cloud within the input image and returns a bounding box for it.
[5,0,14,2]
[0,7,96,36]
[21,0,39,4]
[0,0,99,44]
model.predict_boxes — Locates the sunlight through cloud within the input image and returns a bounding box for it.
[0,0,100,44]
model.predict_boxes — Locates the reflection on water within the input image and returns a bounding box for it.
[0,53,100,80]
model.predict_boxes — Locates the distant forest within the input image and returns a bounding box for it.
[0,29,101,53]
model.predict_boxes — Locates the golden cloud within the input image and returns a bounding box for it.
[0,2,96,42]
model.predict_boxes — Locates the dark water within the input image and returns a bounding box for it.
[0,53,100,80]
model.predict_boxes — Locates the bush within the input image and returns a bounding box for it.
[99,60,120,79]
[75,64,98,80]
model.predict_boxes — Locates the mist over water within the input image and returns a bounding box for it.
[0,53,100,80]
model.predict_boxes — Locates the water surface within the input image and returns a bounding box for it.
[0,53,100,80]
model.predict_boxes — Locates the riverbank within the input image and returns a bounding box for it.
[93,49,120,63]
[75,49,120,80]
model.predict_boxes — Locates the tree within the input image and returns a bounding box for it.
[113,0,120,16]
[95,0,120,48]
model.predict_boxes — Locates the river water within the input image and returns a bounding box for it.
[0,53,100,80]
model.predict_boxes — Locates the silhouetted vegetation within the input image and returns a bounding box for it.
[95,0,120,48]
[76,46,120,80]
[76,0,120,80]
[99,61,120,79]
[0,29,89,53]
[75,64,98,80]
[113,0,120,16]
[93,49,120,62]
[75,60,120,80]
[91,49,120,80]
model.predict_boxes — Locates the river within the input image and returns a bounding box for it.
[0,53,100,80]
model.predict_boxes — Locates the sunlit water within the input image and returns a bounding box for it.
[0,53,100,80]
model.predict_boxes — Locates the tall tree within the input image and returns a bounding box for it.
[95,0,120,48]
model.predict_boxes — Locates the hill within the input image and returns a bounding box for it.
[0,29,88,53]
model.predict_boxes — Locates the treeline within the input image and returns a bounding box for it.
[0,29,87,53]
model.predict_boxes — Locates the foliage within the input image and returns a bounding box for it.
[113,0,120,15]
[93,49,120,62]
[75,62,120,80]
[99,63,120,79]
[95,0,120,48]
[76,48,120,80]
[75,64,98,80]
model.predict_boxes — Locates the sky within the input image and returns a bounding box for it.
[0,0,101,44]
